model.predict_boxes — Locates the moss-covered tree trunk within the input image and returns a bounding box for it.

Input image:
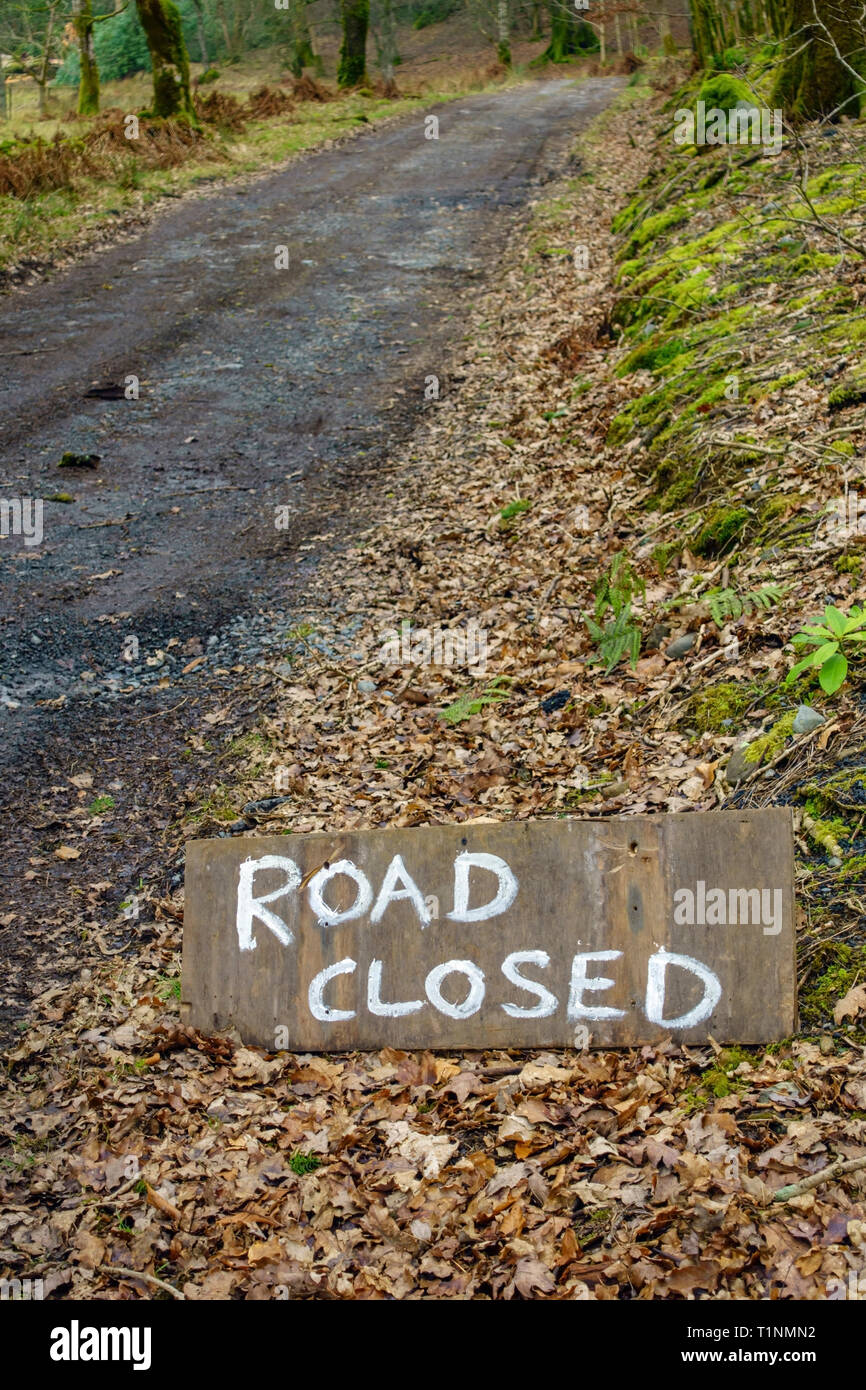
[688,0,760,63]
[73,0,100,116]
[542,4,598,63]
[338,0,369,88]
[135,0,197,120]
[287,0,316,77]
[688,0,725,65]
[771,0,865,120]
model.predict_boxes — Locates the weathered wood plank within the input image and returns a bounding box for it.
[181,809,796,1049]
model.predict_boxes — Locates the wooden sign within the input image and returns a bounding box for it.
[181,809,796,1050]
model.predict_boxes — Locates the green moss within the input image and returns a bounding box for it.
[223,731,271,774]
[805,167,860,197]
[786,292,819,312]
[657,469,700,512]
[684,1046,753,1110]
[189,784,237,823]
[811,198,857,219]
[805,767,866,814]
[758,495,788,526]
[720,46,746,69]
[607,394,671,446]
[718,1047,752,1071]
[644,451,704,511]
[829,382,866,412]
[802,810,849,854]
[624,208,691,257]
[697,73,754,113]
[789,251,842,276]
[746,371,806,402]
[693,505,750,557]
[612,196,643,235]
[839,852,866,885]
[830,439,856,458]
[651,541,682,575]
[834,318,866,346]
[687,682,755,734]
[800,945,866,1030]
[834,554,862,577]
[743,711,796,766]
[618,334,687,377]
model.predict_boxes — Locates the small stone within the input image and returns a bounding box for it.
[792,704,825,735]
[603,780,629,798]
[541,689,570,714]
[242,797,291,816]
[645,623,670,651]
[819,1035,834,1056]
[725,745,753,785]
[665,632,697,659]
[357,679,376,693]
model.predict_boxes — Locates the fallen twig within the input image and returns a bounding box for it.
[772,1155,866,1203]
[98,1264,185,1299]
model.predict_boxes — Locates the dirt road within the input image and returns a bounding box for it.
[0,77,620,1038]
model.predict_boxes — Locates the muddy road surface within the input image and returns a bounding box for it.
[0,77,619,1040]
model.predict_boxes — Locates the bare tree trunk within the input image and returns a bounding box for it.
[36,11,56,117]
[377,0,399,90]
[191,0,209,66]
[497,0,511,66]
